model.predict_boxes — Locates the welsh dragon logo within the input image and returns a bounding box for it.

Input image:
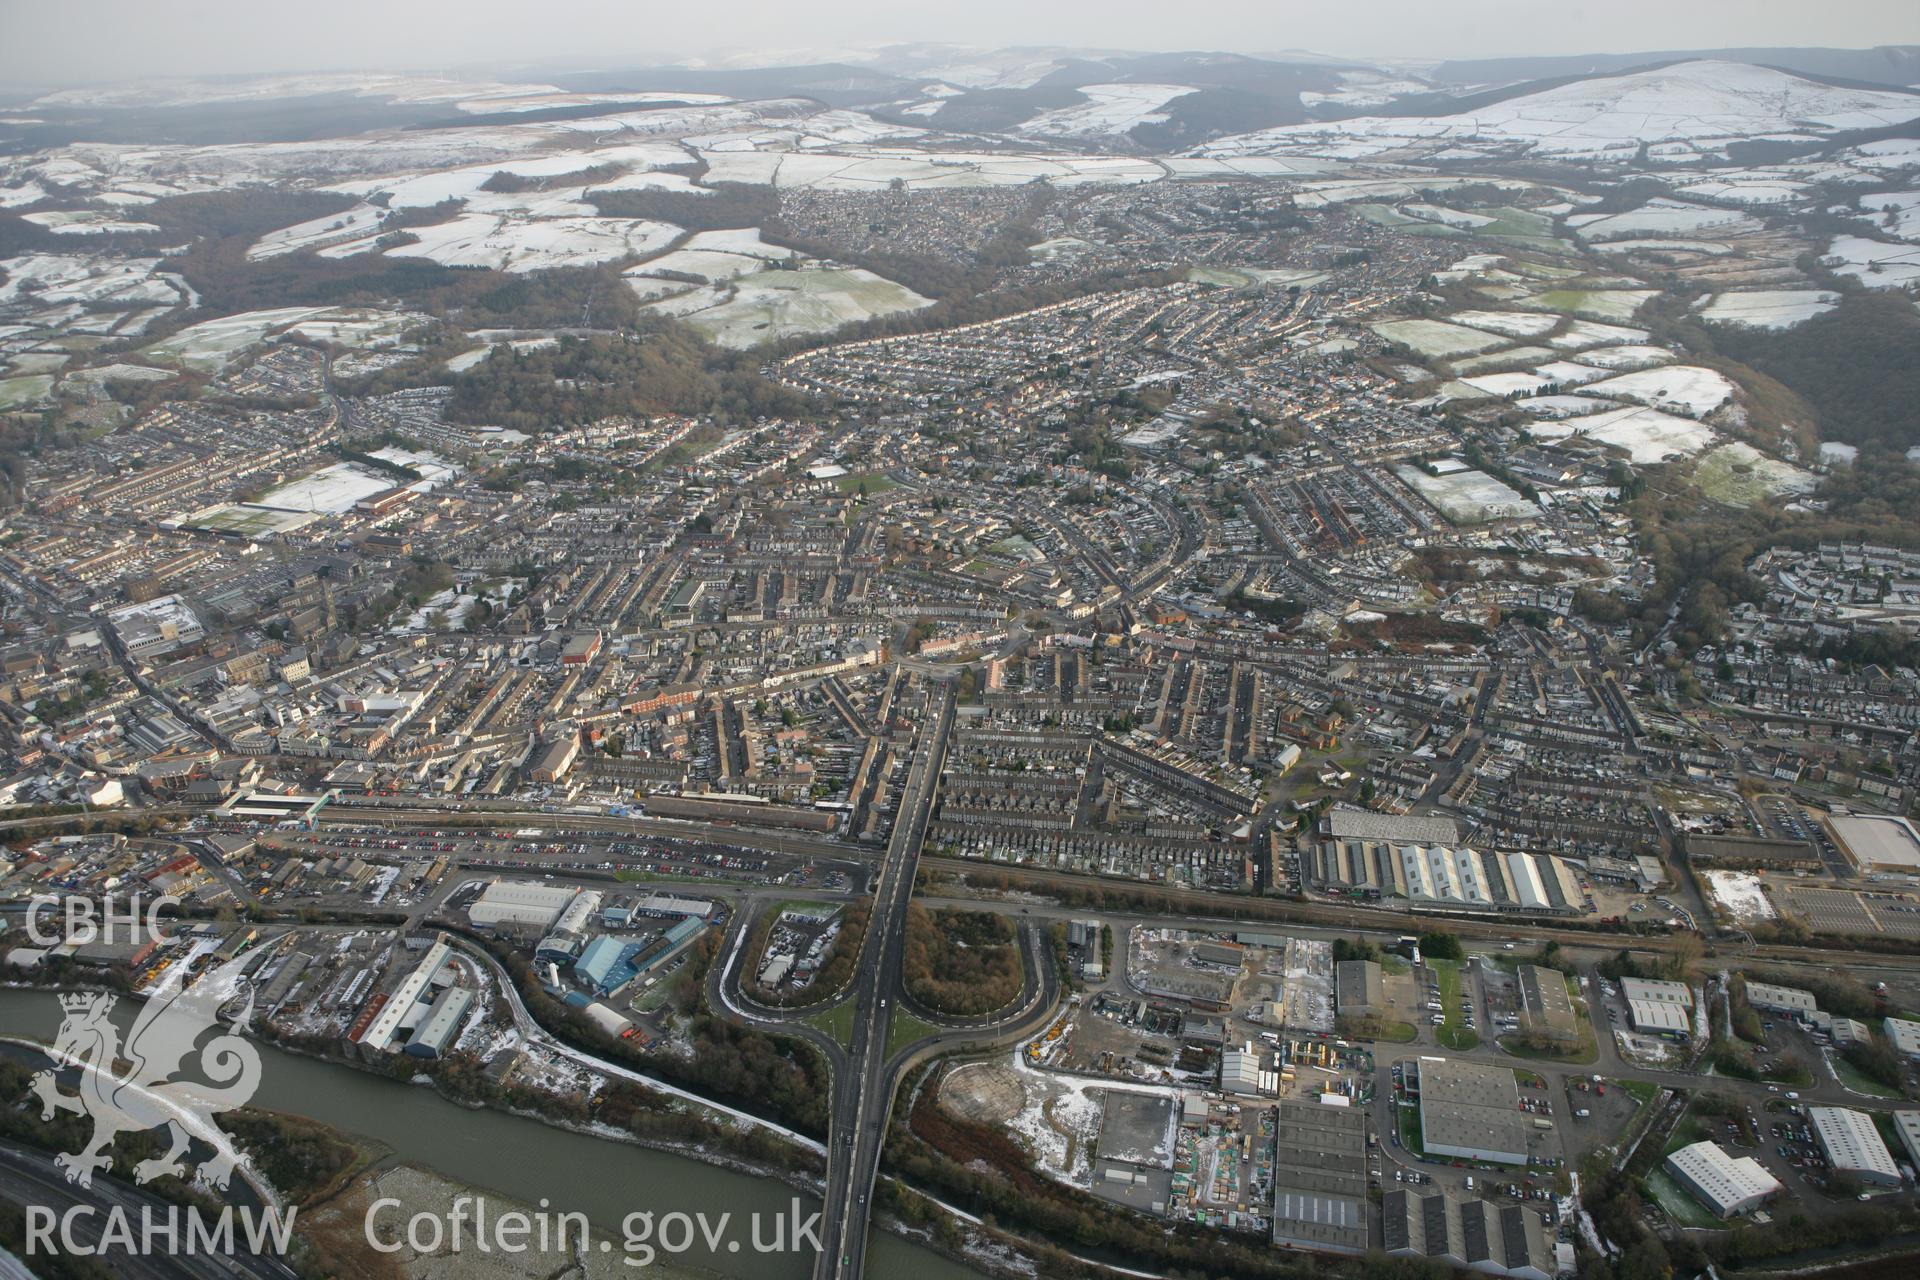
[31,954,263,1189]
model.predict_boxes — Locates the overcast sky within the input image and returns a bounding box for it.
[3,0,1917,86]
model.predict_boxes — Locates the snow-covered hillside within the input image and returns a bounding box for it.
[1018,85,1196,139]
[1198,60,1920,162]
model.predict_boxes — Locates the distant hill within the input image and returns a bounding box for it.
[549,63,919,110]
[1198,59,1920,163]
[1432,45,1920,90]
[867,51,1354,147]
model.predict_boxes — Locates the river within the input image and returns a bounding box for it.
[0,987,983,1279]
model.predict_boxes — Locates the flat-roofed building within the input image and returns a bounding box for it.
[1504,852,1550,910]
[1418,1059,1528,1165]
[1664,1141,1781,1217]
[1221,1047,1266,1096]
[1620,977,1692,1008]
[630,892,714,920]
[1324,808,1460,844]
[1088,1092,1177,1215]
[404,985,473,1060]
[1744,981,1818,1019]
[1382,1188,1555,1280]
[1138,967,1233,1009]
[531,735,580,784]
[1829,1017,1872,1047]
[1517,965,1578,1043]
[469,880,579,930]
[571,935,637,995]
[561,631,603,665]
[1809,1106,1901,1186]
[1682,834,1821,871]
[1892,1111,1920,1172]
[1191,941,1244,970]
[1886,1017,1920,1063]
[1399,843,1493,908]
[1626,1000,1691,1036]
[1622,977,1694,1039]
[1336,959,1384,1019]
[1271,1099,1371,1256]
[1827,813,1920,875]
[357,932,450,1053]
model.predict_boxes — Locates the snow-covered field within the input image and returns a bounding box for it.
[1197,61,1920,162]
[1693,441,1816,507]
[0,375,54,407]
[0,180,48,207]
[3,353,67,376]
[1403,203,1495,230]
[21,208,160,235]
[1019,84,1193,139]
[701,146,1169,189]
[1569,344,1675,372]
[1545,319,1650,351]
[61,362,173,389]
[275,308,429,349]
[1530,360,1613,387]
[1518,394,1621,418]
[444,336,558,372]
[1370,318,1506,358]
[323,142,700,211]
[1450,345,1555,375]
[1569,199,1762,242]
[1300,70,1434,111]
[1841,138,1920,174]
[657,265,932,348]
[1673,177,1807,205]
[691,107,925,151]
[1460,371,1555,398]
[0,253,191,309]
[1695,290,1838,329]
[1704,870,1776,923]
[1858,189,1920,240]
[5,102,799,198]
[1578,366,1737,417]
[1825,235,1920,290]
[625,228,794,285]
[1446,309,1563,339]
[1589,238,1735,257]
[1395,465,1541,523]
[247,205,388,260]
[1523,289,1658,323]
[141,307,331,370]
[912,51,1070,90]
[1530,404,1716,463]
[383,212,678,272]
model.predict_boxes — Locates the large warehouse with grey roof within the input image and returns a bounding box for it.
[1382,1187,1556,1280]
[1270,1099,1372,1255]
[1417,1058,1529,1165]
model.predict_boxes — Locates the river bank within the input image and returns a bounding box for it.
[0,985,984,1280]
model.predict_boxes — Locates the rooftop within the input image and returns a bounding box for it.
[1828,814,1920,872]
[1271,1099,1371,1255]
[1666,1141,1780,1214]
